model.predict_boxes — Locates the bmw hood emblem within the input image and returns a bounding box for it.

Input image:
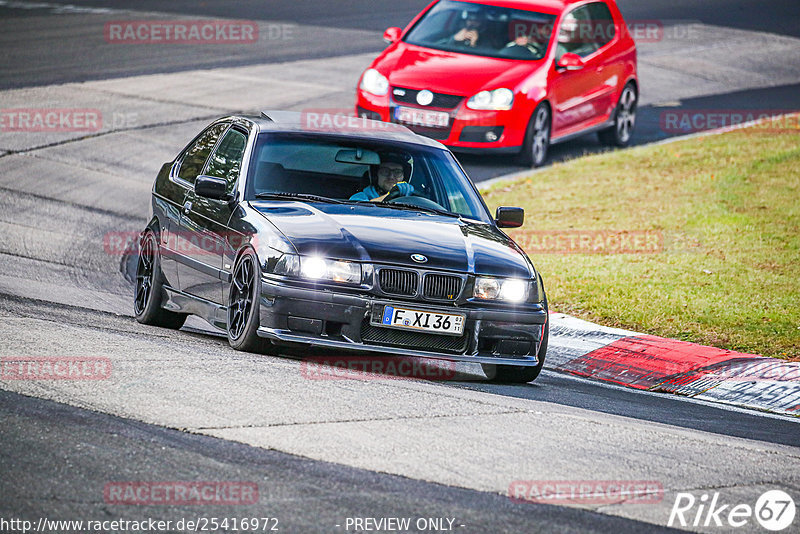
[411,254,428,263]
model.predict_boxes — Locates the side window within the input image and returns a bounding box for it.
[205,128,248,193]
[177,123,228,185]
[555,5,597,59]
[587,2,615,48]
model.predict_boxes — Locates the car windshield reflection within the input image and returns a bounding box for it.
[245,134,491,223]
[404,0,556,60]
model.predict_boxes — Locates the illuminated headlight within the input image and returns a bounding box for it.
[473,277,528,302]
[272,254,361,284]
[360,68,389,96]
[466,88,514,110]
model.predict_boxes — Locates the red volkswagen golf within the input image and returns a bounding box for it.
[356,0,637,166]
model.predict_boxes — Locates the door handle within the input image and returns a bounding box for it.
[183,200,192,214]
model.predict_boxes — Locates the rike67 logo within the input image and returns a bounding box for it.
[668,490,795,531]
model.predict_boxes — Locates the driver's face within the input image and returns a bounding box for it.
[377,162,404,192]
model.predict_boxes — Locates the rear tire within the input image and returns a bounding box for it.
[517,103,551,167]
[483,291,549,384]
[598,83,637,147]
[227,248,274,354]
[134,230,187,329]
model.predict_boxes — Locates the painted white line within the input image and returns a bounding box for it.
[541,369,800,423]
[0,0,112,14]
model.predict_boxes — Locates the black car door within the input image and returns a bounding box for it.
[166,122,229,294]
[177,125,248,305]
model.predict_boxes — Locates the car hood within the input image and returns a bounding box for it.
[379,43,541,96]
[251,202,532,278]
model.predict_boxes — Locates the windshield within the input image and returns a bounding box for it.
[404,0,556,60]
[245,133,492,223]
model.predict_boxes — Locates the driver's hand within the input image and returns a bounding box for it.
[454,29,478,46]
[378,181,415,202]
[463,30,478,46]
[514,36,529,46]
[390,182,414,196]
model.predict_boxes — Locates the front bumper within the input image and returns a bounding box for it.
[356,91,527,152]
[257,277,547,366]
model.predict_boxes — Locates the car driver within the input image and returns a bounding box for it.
[350,153,414,202]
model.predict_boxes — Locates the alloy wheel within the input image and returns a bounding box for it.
[134,235,155,315]
[616,86,637,144]
[531,106,551,166]
[228,255,255,341]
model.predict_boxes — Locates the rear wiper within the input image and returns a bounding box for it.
[254,192,343,204]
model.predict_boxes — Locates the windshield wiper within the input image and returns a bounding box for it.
[254,192,343,204]
[376,201,462,219]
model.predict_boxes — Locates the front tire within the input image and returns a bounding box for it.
[517,103,551,167]
[134,230,187,329]
[227,248,274,354]
[598,83,637,147]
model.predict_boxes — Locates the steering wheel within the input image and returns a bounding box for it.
[501,42,541,58]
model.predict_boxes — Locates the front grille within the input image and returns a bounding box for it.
[361,321,469,353]
[378,268,418,296]
[423,274,461,300]
[392,87,463,110]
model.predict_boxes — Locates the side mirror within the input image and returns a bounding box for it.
[195,175,230,201]
[383,27,402,44]
[556,53,584,71]
[496,206,524,228]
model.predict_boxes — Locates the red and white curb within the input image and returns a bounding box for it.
[547,312,800,417]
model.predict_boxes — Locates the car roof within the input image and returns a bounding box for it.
[232,111,446,150]
[454,0,589,15]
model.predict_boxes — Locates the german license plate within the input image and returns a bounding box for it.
[394,106,449,128]
[377,305,465,336]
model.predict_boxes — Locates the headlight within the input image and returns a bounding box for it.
[272,253,300,277]
[360,68,389,96]
[273,254,361,284]
[473,277,528,302]
[466,88,514,110]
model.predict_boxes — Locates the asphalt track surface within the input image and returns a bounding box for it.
[1,388,680,534]
[1,1,800,533]
[2,0,800,182]
[1,0,798,89]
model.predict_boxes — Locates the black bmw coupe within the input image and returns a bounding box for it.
[134,111,548,382]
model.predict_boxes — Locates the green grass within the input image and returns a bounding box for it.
[481,123,800,359]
